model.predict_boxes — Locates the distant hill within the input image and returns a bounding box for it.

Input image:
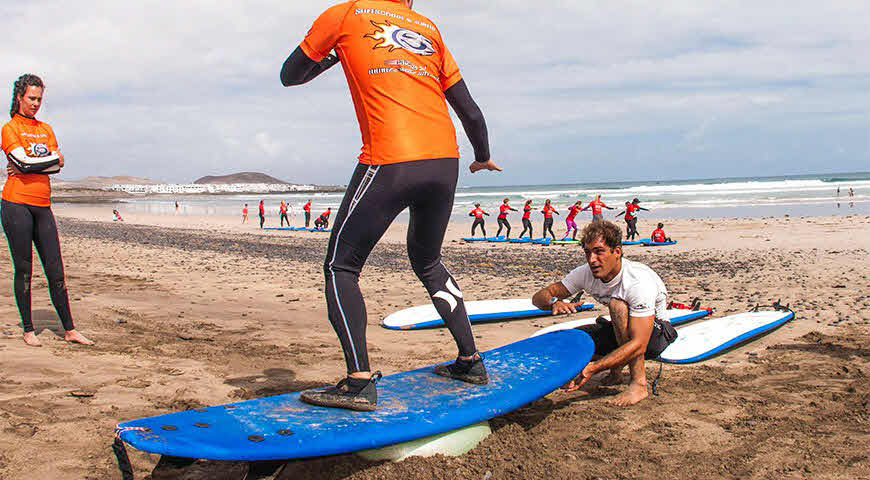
[194,172,289,184]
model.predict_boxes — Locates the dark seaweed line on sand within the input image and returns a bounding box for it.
[55,218,767,278]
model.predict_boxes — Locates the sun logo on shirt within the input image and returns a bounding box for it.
[365,20,435,56]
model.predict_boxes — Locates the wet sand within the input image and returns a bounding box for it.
[0,207,868,479]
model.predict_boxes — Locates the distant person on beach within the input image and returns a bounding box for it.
[314,208,331,230]
[582,194,613,222]
[112,209,123,222]
[849,187,854,198]
[279,201,290,227]
[531,221,676,405]
[258,200,265,229]
[519,200,534,238]
[469,203,489,237]
[242,203,249,223]
[2,73,92,347]
[650,223,671,243]
[615,198,649,241]
[175,200,179,213]
[563,201,583,240]
[281,0,500,410]
[303,199,312,227]
[541,199,559,240]
[496,198,516,238]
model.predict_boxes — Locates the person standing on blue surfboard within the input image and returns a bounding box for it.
[281,0,501,411]
[531,221,676,405]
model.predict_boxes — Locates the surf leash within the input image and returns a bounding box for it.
[113,426,148,480]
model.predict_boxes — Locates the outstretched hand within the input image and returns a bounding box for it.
[469,159,502,173]
[562,363,596,392]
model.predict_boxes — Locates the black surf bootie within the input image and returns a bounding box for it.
[300,372,381,412]
[434,354,489,385]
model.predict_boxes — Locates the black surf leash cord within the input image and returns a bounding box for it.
[651,360,664,396]
[113,426,142,480]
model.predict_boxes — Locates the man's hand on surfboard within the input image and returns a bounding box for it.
[551,301,581,316]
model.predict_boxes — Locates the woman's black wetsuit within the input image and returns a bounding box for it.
[1,200,75,332]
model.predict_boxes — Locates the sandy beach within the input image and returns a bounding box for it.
[0,205,868,479]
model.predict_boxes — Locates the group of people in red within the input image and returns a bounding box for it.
[243,199,332,230]
[469,194,652,241]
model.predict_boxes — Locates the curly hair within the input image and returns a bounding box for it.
[580,220,622,251]
[10,74,44,118]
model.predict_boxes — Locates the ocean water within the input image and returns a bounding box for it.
[113,171,870,221]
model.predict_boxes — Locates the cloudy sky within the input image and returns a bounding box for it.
[2,1,868,186]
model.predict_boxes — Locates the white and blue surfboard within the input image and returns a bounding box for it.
[117,330,595,461]
[382,298,595,330]
[530,308,712,337]
[659,309,794,363]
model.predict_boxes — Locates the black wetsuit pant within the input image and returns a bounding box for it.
[471,218,485,237]
[625,218,638,240]
[280,213,289,227]
[304,211,311,227]
[259,213,265,229]
[496,218,510,238]
[325,159,477,373]
[543,217,556,239]
[520,218,533,238]
[1,200,75,333]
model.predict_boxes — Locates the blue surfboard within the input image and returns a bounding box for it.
[462,237,487,242]
[508,237,533,244]
[532,238,552,245]
[263,227,295,231]
[644,240,677,247]
[486,236,507,242]
[308,228,332,233]
[117,330,594,461]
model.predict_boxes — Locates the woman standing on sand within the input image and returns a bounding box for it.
[1,74,92,347]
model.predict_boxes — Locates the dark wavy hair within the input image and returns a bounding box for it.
[10,74,44,118]
[581,220,622,251]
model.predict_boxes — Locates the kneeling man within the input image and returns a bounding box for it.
[532,220,676,405]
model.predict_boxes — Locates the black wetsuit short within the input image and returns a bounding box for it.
[325,159,476,373]
[1,200,75,332]
[582,316,677,359]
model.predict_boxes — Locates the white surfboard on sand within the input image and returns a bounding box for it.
[659,309,794,363]
[382,298,595,330]
[530,308,711,337]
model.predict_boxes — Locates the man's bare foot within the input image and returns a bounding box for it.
[600,370,624,386]
[23,331,42,347]
[64,330,94,345]
[609,382,648,406]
